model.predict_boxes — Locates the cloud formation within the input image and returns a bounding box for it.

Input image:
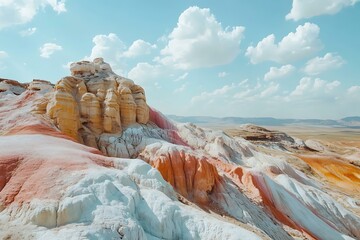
[286,0,359,21]
[290,77,340,97]
[264,65,295,81]
[160,6,244,69]
[246,23,322,64]
[191,83,237,103]
[123,39,156,58]
[87,33,157,74]
[304,53,345,75]
[19,27,37,36]
[347,85,360,94]
[0,0,66,29]
[39,43,62,58]
[88,33,125,64]
[128,62,168,83]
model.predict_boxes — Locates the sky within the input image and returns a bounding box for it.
[0,0,360,119]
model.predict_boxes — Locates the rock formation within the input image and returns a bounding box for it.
[140,143,219,204]
[118,84,137,127]
[35,58,150,147]
[1,59,360,240]
[103,88,121,133]
[0,78,27,95]
[79,93,102,133]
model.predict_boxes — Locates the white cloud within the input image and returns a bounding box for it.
[87,34,157,74]
[174,72,188,82]
[218,72,228,78]
[191,83,237,103]
[174,83,187,93]
[260,83,279,98]
[304,53,345,75]
[185,76,353,118]
[128,62,168,83]
[264,64,295,81]
[123,39,156,58]
[39,43,62,58]
[290,77,340,96]
[88,33,125,63]
[0,0,66,29]
[286,0,359,21]
[0,50,8,58]
[232,81,281,101]
[246,22,322,64]
[19,27,36,36]
[347,85,360,94]
[159,6,245,70]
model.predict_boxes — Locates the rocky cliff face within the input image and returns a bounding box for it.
[1,59,360,240]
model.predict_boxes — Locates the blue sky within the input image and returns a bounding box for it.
[0,0,359,119]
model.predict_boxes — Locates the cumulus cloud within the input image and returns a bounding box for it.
[347,85,360,94]
[232,80,260,100]
[87,34,157,74]
[123,39,156,58]
[19,27,37,36]
[264,65,295,81]
[159,6,245,69]
[246,23,322,64]
[39,43,62,58]
[88,33,125,63]
[218,72,228,78]
[286,0,359,21]
[128,62,168,83]
[290,77,340,96]
[304,53,345,75]
[260,83,279,98]
[0,0,66,29]
[232,81,281,101]
[191,83,237,103]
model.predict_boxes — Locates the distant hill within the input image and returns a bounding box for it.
[341,116,360,122]
[168,115,360,128]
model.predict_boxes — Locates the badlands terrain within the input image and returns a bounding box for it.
[1,59,360,240]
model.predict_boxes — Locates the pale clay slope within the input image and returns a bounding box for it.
[0,135,261,240]
[1,59,359,240]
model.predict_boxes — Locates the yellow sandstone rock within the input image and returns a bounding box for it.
[118,86,136,128]
[80,93,102,134]
[131,85,149,124]
[46,89,80,141]
[39,58,149,143]
[103,89,121,133]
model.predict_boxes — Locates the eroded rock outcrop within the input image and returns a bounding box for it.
[28,79,53,92]
[46,90,80,141]
[140,143,219,204]
[34,58,150,146]
[79,93,102,133]
[0,78,27,95]
[118,84,137,128]
[103,89,121,133]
